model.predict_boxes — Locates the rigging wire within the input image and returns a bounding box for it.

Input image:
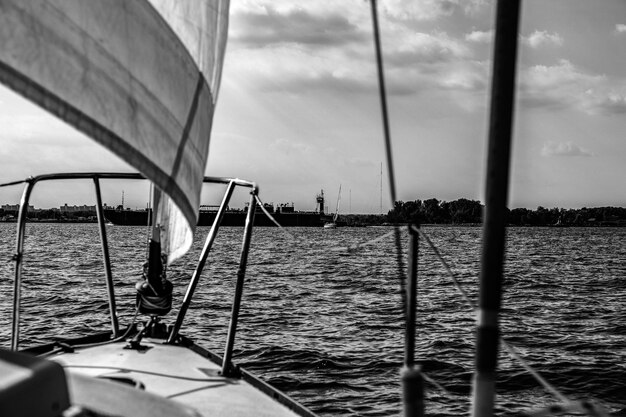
[413,226,611,414]
[369,0,407,315]
[255,193,397,253]
[253,194,299,242]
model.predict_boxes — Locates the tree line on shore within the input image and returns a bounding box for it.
[382,198,626,226]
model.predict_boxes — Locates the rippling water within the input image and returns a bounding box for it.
[0,223,624,416]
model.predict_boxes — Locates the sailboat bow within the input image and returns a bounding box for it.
[0,1,320,416]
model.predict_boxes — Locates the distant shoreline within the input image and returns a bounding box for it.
[1,220,625,227]
[2,197,626,227]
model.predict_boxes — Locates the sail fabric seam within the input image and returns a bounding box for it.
[170,73,208,182]
[144,1,219,77]
[32,0,199,140]
[146,0,229,103]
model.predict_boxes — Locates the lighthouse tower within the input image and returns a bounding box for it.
[316,190,325,214]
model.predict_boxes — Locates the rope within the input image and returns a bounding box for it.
[411,226,594,411]
[500,341,569,404]
[69,305,141,349]
[137,292,171,312]
[421,372,453,397]
[253,195,303,244]
[253,195,298,239]
[330,229,397,253]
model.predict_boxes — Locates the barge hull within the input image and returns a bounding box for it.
[104,209,330,227]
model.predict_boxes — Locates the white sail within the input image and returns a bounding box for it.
[0,0,229,262]
[333,185,342,222]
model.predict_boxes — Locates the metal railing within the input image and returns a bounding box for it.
[1,172,258,375]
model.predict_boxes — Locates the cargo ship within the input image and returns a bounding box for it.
[104,190,339,227]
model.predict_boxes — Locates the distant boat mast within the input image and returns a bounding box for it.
[333,185,342,222]
[380,162,383,214]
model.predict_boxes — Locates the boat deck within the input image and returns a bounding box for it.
[52,339,307,417]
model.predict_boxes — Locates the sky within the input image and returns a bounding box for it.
[1,0,625,214]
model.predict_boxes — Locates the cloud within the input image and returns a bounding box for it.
[0,114,82,142]
[466,29,565,49]
[228,19,487,99]
[230,5,366,48]
[523,60,600,89]
[226,46,379,95]
[615,24,626,34]
[541,142,593,157]
[382,0,488,21]
[521,30,564,48]
[230,0,489,27]
[385,31,470,66]
[520,60,626,115]
[465,30,493,43]
[584,92,626,115]
[225,2,491,102]
[438,61,489,91]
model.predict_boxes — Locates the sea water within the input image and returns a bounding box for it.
[0,223,624,416]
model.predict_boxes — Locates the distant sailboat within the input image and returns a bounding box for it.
[323,185,342,229]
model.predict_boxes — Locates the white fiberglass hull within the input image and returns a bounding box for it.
[51,338,310,417]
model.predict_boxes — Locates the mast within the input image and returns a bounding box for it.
[380,162,383,214]
[470,0,521,416]
[146,188,164,294]
[333,185,342,222]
